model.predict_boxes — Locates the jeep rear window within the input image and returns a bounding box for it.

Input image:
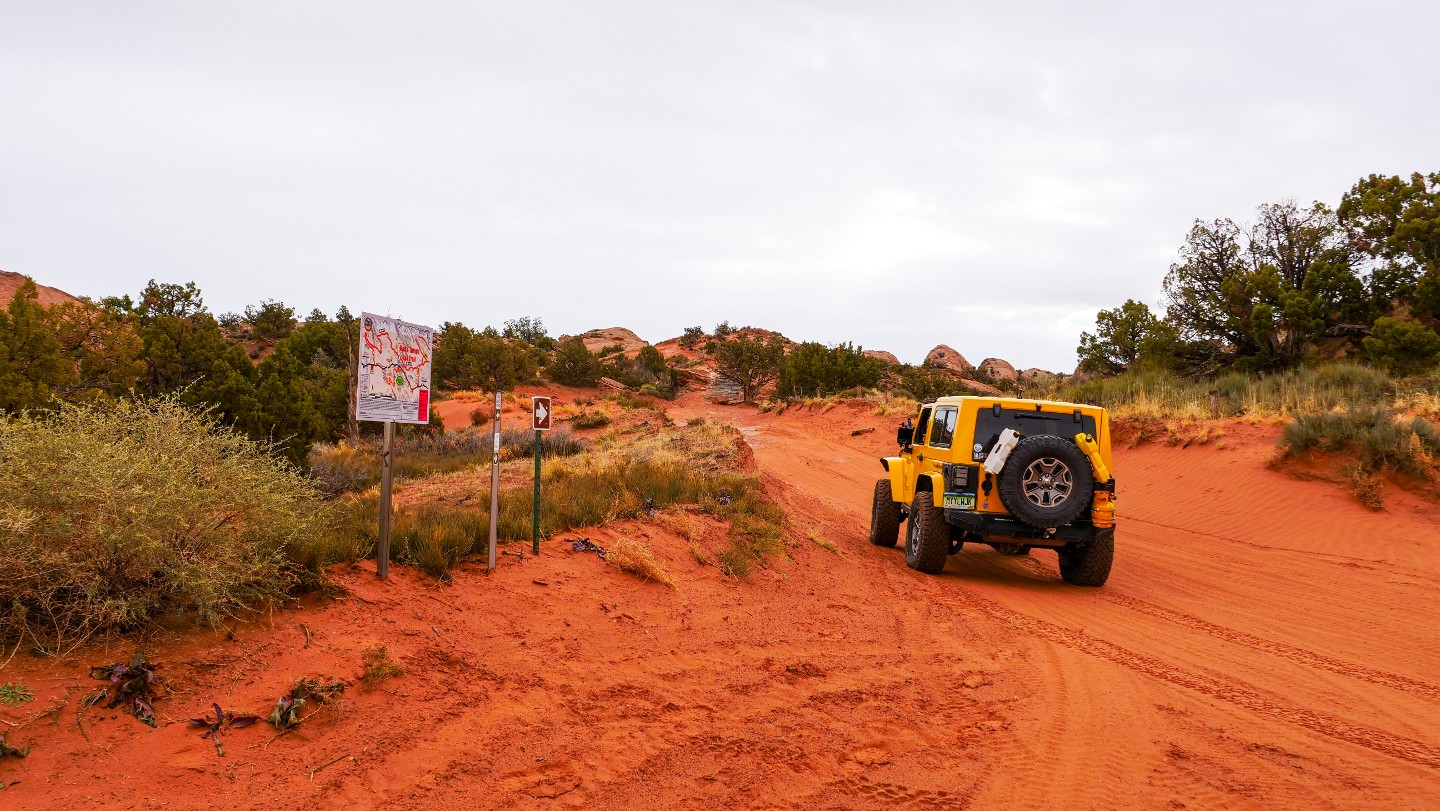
[914,406,933,446]
[971,407,1098,462]
[930,407,958,448]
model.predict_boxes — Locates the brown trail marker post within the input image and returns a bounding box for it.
[354,313,434,581]
[531,395,552,555]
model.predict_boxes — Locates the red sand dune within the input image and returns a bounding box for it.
[3,395,1438,809]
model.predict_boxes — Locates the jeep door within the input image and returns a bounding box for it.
[910,405,957,500]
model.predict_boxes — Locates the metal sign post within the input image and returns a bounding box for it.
[354,312,433,581]
[487,390,502,574]
[377,421,395,579]
[531,396,552,555]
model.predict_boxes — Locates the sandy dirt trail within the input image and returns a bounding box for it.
[671,396,1440,810]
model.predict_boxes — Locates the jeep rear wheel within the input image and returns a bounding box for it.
[996,435,1094,529]
[904,491,948,574]
[1058,528,1114,586]
[869,480,901,547]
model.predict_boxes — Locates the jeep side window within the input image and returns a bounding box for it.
[930,407,957,448]
[913,407,933,446]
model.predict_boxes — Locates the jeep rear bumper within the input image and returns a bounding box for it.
[943,509,1109,546]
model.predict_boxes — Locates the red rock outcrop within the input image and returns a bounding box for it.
[0,270,85,308]
[978,358,1018,382]
[564,327,649,356]
[923,345,973,373]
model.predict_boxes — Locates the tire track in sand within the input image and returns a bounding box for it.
[1009,555,1440,703]
[1124,515,1440,587]
[945,583,1440,770]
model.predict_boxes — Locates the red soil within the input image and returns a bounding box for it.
[3,396,1439,809]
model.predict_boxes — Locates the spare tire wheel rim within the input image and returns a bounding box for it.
[1022,457,1073,508]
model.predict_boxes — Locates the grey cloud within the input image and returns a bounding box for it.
[1,1,1434,372]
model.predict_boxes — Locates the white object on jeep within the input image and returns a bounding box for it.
[982,428,1021,475]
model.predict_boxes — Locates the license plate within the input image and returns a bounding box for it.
[943,493,975,510]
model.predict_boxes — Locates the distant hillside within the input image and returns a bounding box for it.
[0,270,85,308]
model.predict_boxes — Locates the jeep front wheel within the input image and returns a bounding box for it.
[996,435,1094,528]
[869,480,901,547]
[904,491,948,574]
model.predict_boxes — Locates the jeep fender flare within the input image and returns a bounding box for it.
[881,459,942,509]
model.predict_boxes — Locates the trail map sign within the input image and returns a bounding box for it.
[356,313,434,424]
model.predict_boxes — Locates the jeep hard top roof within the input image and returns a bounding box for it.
[924,395,1105,413]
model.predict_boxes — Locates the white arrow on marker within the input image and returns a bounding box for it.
[534,400,549,426]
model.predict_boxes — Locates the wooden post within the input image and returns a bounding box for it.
[377,420,395,579]
[487,390,502,573]
[1208,389,1220,419]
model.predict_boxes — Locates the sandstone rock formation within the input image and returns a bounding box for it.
[0,270,85,308]
[923,345,973,373]
[863,349,900,365]
[978,358,1018,382]
[563,327,648,356]
[1020,368,1058,385]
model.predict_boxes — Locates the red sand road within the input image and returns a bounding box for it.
[2,395,1439,809]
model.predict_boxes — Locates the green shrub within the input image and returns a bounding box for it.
[0,398,333,651]
[1363,317,1440,377]
[1280,407,1440,478]
[571,411,611,429]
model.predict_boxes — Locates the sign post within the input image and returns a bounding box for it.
[377,420,395,579]
[531,396,552,555]
[487,390,502,574]
[354,313,434,580]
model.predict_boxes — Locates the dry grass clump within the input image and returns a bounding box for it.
[1280,407,1439,477]
[309,426,586,494]
[1278,406,1440,507]
[807,529,841,556]
[570,410,611,429]
[328,418,785,581]
[607,538,679,590]
[1344,465,1385,511]
[0,398,335,653]
[1037,364,1403,421]
[360,646,403,689]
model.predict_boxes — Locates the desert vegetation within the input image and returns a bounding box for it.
[0,398,338,653]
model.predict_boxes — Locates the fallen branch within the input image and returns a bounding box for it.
[310,753,352,780]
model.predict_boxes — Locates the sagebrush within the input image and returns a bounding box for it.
[0,398,336,652]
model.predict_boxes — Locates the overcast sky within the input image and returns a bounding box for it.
[2,1,1435,372]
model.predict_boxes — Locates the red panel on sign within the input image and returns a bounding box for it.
[418,389,429,419]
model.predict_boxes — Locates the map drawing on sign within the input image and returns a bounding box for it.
[356,312,434,424]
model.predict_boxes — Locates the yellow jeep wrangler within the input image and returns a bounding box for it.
[870,396,1116,586]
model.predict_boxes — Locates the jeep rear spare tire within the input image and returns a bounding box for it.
[904,491,948,574]
[869,480,901,547]
[996,434,1094,528]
